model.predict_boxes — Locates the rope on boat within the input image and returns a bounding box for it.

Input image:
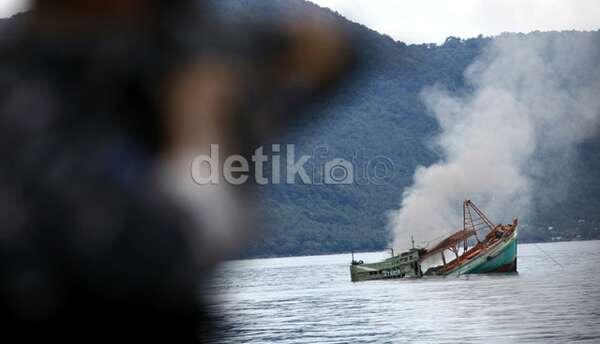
[534,243,564,269]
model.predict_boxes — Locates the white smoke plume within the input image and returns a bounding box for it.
[390,31,600,250]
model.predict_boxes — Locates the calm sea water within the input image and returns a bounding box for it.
[208,241,600,343]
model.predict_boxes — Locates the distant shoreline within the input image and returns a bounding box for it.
[228,238,600,261]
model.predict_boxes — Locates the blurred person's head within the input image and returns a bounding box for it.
[0,0,357,341]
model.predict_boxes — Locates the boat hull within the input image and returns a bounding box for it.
[350,249,422,282]
[443,230,517,276]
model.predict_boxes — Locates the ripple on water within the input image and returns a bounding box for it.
[208,241,600,344]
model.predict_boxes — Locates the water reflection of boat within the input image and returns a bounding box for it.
[349,200,518,282]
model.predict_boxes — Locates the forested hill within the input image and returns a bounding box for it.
[2,1,598,258]
[209,1,600,257]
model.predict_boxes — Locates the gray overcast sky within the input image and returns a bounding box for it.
[310,0,600,44]
[1,0,599,44]
[0,0,27,18]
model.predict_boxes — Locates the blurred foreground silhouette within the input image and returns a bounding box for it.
[0,0,357,341]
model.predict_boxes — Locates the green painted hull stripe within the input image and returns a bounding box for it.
[446,232,517,276]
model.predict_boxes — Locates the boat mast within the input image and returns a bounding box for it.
[463,203,469,251]
[463,200,496,245]
[420,200,505,270]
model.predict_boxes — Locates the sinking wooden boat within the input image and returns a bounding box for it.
[349,247,425,282]
[349,200,518,281]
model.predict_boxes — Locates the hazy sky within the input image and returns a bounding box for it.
[311,0,600,44]
[0,0,26,18]
[1,0,599,44]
